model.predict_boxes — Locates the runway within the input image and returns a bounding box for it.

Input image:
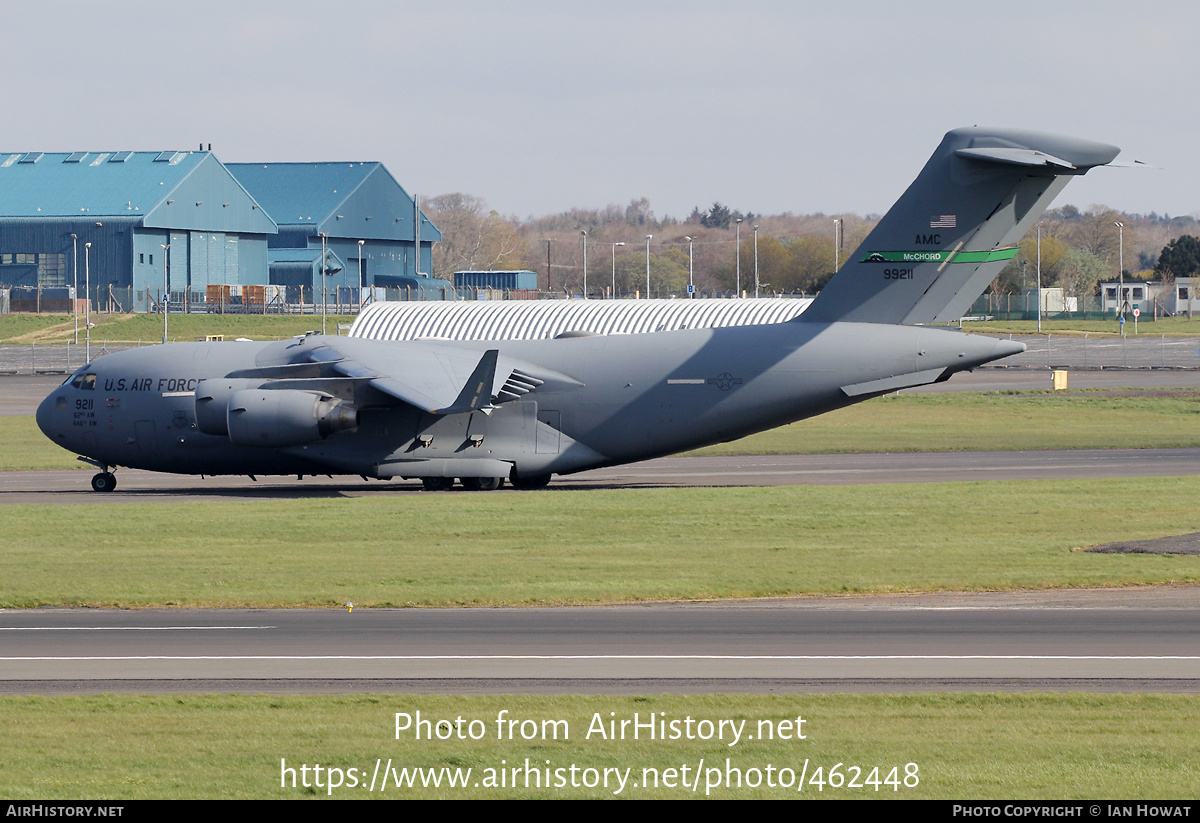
[4,371,1199,696]
[3,588,1199,693]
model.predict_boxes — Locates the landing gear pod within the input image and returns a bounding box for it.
[226,389,359,447]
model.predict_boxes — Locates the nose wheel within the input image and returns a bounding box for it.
[91,472,117,493]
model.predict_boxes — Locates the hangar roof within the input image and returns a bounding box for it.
[0,150,276,234]
[226,161,441,243]
[225,162,377,225]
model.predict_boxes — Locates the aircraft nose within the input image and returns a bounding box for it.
[35,390,62,442]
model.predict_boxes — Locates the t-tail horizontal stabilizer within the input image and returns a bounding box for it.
[800,127,1121,325]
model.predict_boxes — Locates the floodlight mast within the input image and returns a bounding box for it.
[645,235,653,297]
[580,229,588,299]
[70,234,78,344]
[685,236,694,298]
[611,241,625,298]
[160,244,170,344]
[735,218,743,296]
[84,242,91,363]
[1114,221,1125,324]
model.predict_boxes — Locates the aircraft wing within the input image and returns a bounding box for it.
[294,336,581,416]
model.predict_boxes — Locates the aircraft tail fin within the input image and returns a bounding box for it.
[799,127,1120,325]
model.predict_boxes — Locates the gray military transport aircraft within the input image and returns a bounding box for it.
[37,127,1122,492]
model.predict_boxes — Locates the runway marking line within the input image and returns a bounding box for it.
[4,655,1200,661]
[0,626,274,631]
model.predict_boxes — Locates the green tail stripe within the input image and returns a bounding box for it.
[952,248,1020,263]
[860,247,1019,264]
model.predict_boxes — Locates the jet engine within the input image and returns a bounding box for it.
[194,378,261,436]
[225,389,359,447]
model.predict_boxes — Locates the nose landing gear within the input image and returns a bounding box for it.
[90,470,117,493]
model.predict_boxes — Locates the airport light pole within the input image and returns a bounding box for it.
[160,244,170,344]
[84,242,91,363]
[685,236,694,298]
[1036,223,1042,333]
[735,218,743,297]
[645,234,653,298]
[1114,221,1124,322]
[320,232,328,335]
[833,218,841,276]
[753,224,759,298]
[611,241,625,298]
[358,239,365,309]
[580,229,588,299]
[70,234,78,344]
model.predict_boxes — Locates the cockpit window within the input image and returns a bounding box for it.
[81,373,96,391]
[65,367,87,387]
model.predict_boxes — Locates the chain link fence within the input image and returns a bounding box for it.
[0,341,136,374]
[991,334,1200,370]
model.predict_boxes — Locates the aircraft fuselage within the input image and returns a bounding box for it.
[36,321,1020,484]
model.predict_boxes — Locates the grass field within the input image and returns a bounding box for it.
[1,693,1196,799]
[3,478,1198,608]
[0,417,89,470]
[963,316,1200,336]
[0,313,359,345]
[689,389,1200,455]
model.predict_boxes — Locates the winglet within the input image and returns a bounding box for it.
[432,349,499,415]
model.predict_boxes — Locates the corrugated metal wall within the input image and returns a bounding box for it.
[168,232,188,292]
[0,216,138,290]
[351,297,813,342]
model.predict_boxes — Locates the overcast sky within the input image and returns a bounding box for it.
[3,0,1192,221]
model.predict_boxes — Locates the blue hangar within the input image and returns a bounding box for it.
[0,150,441,307]
[225,160,442,297]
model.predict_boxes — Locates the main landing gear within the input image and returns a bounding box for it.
[90,471,117,493]
[460,476,503,492]
[509,471,551,490]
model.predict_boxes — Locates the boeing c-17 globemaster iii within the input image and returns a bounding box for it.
[36,127,1123,492]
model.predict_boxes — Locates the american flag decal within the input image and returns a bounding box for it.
[931,215,956,228]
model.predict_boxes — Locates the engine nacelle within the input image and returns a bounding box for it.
[226,389,359,447]
[195,378,263,436]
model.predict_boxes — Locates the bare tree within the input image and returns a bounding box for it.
[425,193,527,277]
